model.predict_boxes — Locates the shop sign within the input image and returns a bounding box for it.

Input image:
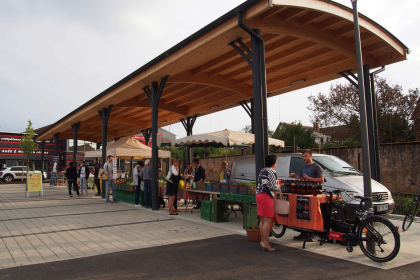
[28,173,42,191]
[296,196,310,221]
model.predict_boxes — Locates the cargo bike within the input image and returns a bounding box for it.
[270,189,400,262]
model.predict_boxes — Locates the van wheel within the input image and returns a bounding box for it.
[4,175,13,182]
[271,223,286,238]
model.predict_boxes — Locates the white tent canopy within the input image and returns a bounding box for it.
[85,136,171,159]
[172,129,285,148]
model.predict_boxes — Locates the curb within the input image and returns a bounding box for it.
[385,213,420,222]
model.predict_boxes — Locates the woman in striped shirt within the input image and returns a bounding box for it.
[256,154,279,252]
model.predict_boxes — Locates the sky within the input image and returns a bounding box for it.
[0,0,419,140]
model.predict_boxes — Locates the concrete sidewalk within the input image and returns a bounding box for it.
[1,183,420,271]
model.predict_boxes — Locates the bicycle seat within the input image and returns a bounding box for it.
[354,196,372,202]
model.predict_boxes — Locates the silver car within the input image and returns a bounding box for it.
[230,153,394,221]
[0,166,47,182]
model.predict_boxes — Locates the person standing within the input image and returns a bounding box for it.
[256,154,279,252]
[289,149,324,241]
[182,163,194,206]
[140,159,152,208]
[219,161,231,183]
[134,161,144,206]
[94,158,102,196]
[66,162,79,197]
[78,161,90,196]
[166,159,180,215]
[193,158,205,209]
[104,155,119,203]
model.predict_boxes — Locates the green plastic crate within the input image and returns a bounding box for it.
[125,192,135,204]
[243,203,258,229]
[219,193,230,201]
[201,201,212,212]
[242,194,256,204]
[201,208,212,221]
[235,194,247,203]
[211,200,229,223]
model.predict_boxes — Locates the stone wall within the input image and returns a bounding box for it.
[199,142,420,194]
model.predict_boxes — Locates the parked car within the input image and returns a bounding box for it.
[230,153,394,221]
[0,166,47,182]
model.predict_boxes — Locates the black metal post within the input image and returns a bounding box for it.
[53,133,60,156]
[363,65,377,181]
[130,157,133,177]
[260,40,269,157]
[144,76,169,211]
[180,114,198,164]
[370,74,381,182]
[141,128,152,146]
[351,0,374,254]
[251,29,265,181]
[41,140,45,182]
[99,105,113,199]
[71,122,81,165]
[351,0,373,206]
[358,152,361,171]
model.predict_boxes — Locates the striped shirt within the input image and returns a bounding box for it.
[256,167,278,198]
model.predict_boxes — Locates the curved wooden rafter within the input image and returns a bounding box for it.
[168,72,253,98]
[114,97,188,115]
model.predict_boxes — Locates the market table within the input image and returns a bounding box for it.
[275,193,329,232]
[186,189,220,213]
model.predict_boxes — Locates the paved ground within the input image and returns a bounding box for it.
[1,234,420,280]
[1,183,420,279]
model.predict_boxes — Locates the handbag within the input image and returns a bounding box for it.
[274,195,290,216]
[98,168,109,180]
[178,179,185,190]
[166,169,173,182]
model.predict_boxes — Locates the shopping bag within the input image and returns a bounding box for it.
[140,180,144,191]
[98,168,109,180]
[178,180,185,190]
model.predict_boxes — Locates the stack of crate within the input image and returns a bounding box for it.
[211,199,229,223]
[243,203,258,229]
[200,201,212,221]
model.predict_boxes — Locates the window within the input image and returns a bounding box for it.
[11,167,22,171]
[289,157,304,175]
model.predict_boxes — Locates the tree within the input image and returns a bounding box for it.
[241,125,274,137]
[308,77,419,143]
[20,120,38,177]
[273,122,316,149]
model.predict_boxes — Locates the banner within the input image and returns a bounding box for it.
[28,173,42,191]
[50,156,59,187]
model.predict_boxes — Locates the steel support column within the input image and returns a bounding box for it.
[180,114,198,164]
[235,12,268,181]
[71,122,81,165]
[370,74,381,182]
[53,133,60,156]
[144,76,169,211]
[363,65,377,181]
[41,140,45,182]
[141,128,152,146]
[99,105,113,199]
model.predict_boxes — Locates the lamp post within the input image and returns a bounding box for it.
[351,0,375,254]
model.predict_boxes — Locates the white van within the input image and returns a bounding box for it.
[230,153,394,221]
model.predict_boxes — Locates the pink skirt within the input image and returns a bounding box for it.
[256,192,274,218]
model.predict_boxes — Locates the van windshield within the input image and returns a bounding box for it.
[313,156,362,177]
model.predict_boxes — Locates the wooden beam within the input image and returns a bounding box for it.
[299,11,325,25]
[279,8,307,22]
[362,42,389,55]
[162,84,208,104]
[169,72,252,97]
[247,17,372,64]
[316,16,343,31]
[258,6,286,20]
[114,97,188,115]
[333,24,354,38]
[223,41,317,81]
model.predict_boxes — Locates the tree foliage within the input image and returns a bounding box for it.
[308,77,419,143]
[272,122,316,149]
[20,120,38,160]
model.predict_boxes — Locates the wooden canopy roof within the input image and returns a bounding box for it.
[36,0,409,143]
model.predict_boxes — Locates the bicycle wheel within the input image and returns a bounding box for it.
[270,223,287,238]
[402,202,418,231]
[357,216,400,262]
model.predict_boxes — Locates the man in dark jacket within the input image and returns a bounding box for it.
[94,158,101,196]
[66,162,79,197]
[78,161,90,196]
[193,158,206,209]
